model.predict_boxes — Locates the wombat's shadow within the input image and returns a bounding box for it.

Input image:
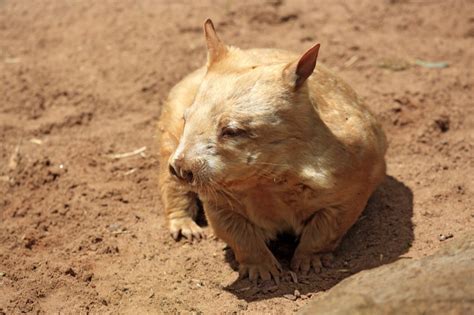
[223,175,414,302]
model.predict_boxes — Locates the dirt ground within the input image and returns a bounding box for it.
[0,0,473,314]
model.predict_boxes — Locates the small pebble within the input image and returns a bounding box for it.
[294,289,301,298]
[438,233,454,241]
[283,294,297,301]
[190,279,204,287]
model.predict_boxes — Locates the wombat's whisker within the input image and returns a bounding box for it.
[206,184,219,207]
[253,162,290,167]
[209,179,239,212]
[228,161,290,168]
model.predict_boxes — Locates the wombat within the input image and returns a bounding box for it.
[158,19,387,283]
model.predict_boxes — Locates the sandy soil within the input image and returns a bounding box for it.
[0,0,473,313]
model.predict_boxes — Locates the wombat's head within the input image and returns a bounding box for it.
[169,19,320,192]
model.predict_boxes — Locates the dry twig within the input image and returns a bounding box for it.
[108,146,147,159]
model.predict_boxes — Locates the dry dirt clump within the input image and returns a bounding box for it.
[0,0,473,313]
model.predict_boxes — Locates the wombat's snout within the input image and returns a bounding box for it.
[169,160,194,184]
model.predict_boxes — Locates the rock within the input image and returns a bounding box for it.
[438,233,454,241]
[294,289,301,298]
[299,234,474,315]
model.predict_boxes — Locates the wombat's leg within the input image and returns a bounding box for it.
[159,160,205,241]
[291,202,364,274]
[205,205,282,284]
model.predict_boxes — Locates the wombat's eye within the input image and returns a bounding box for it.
[220,126,247,138]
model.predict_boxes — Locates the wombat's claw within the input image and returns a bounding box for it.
[238,261,281,285]
[291,253,333,275]
[169,217,205,241]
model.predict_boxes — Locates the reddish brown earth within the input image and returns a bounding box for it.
[0,0,473,313]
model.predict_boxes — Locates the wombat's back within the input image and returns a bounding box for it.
[309,64,387,158]
[308,63,387,189]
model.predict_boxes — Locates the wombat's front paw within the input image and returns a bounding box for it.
[291,252,334,275]
[238,258,282,284]
[169,217,205,241]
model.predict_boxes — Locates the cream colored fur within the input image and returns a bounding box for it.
[157,20,387,283]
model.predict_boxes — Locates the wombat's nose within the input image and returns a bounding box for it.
[169,164,179,178]
[169,162,194,184]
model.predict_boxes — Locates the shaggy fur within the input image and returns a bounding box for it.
[157,19,387,283]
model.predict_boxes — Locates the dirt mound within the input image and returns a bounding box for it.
[1,0,473,313]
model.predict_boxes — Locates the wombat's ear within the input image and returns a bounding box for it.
[284,43,320,90]
[203,19,228,65]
